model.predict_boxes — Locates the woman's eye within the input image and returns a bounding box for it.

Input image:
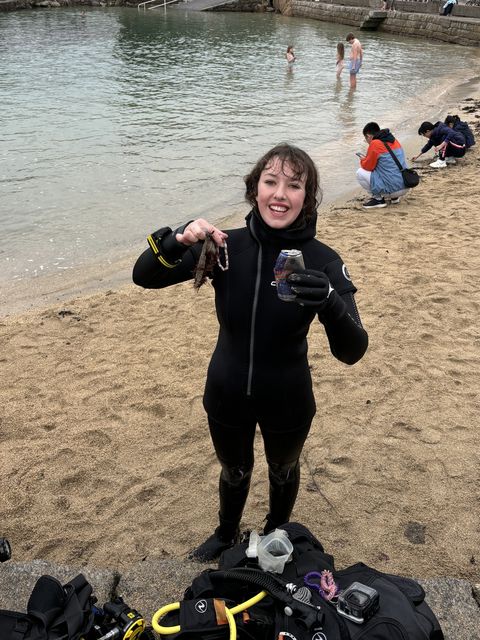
[264,179,275,185]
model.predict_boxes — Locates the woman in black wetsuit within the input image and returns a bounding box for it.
[133,144,368,561]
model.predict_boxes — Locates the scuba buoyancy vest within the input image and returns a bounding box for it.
[153,523,444,640]
[0,574,94,640]
[0,573,151,640]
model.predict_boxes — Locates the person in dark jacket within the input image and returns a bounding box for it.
[444,114,475,150]
[412,121,466,168]
[133,144,368,561]
[441,0,457,16]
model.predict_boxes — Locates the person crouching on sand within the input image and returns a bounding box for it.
[133,144,368,562]
[412,121,466,168]
[357,122,408,209]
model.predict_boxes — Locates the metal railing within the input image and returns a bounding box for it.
[138,0,180,11]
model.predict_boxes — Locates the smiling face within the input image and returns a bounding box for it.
[255,157,307,229]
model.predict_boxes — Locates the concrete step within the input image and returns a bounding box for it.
[169,0,232,10]
[360,9,388,29]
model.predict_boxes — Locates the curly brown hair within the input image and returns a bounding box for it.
[244,144,322,226]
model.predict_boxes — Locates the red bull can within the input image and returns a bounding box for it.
[274,249,305,302]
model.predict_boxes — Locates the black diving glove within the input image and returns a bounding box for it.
[288,269,333,308]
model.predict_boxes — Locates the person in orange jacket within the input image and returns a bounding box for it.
[356,122,408,209]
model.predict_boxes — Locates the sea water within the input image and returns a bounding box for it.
[0,7,479,295]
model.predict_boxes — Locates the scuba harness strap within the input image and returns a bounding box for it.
[152,591,268,639]
[27,573,94,640]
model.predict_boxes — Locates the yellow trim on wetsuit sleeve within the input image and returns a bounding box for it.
[147,235,177,268]
[147,234,159,255]
[158,255,177,268]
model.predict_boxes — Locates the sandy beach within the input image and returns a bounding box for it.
[1,96,479,584]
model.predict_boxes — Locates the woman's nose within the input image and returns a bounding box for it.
[274,182,287,199]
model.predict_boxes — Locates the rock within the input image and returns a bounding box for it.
[419,578,480,640]
[116,558,209,623]
[404,521,426,544]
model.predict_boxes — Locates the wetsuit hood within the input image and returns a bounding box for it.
[245,207,318,246]
[372,128,395,144]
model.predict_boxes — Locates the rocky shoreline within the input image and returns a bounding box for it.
[0,0,137,10]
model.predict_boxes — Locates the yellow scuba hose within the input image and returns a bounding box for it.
[152,590,268,640]
[152,602,181,635]
[227,590,268,615]
[224,606,236,640]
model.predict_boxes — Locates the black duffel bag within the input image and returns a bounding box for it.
[402,167,420,188]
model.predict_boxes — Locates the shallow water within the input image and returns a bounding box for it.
[0,7,479,288]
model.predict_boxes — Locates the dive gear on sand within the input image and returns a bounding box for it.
[152,590,268,640]
[91,598,146,640]
[0,573,153,640]
[153,523,444,640]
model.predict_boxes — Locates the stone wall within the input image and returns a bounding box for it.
[0,0,125,10]
[376,7,480,43]
[391,0,480,18]
[275,0,480,45]
[301,0,480,19]
[210,0,271,11]
[277,0,370,25]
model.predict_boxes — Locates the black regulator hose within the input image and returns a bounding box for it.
[215,568,324,630]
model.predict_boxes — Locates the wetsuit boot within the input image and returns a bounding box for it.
[263,460,300,535]
[188,516,239,563]
[189,464,251,562]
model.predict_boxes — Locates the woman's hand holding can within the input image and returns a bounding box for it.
[288,269,332,307]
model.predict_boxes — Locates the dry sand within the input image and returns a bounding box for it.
[1,98,479,583]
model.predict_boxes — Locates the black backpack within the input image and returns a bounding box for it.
[454,120,475,149]
[0,574,95,640]
[157,523,444,640]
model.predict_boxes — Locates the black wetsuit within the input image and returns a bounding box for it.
[133,209,368,533]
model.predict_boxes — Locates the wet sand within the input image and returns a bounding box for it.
[1,97,479,582]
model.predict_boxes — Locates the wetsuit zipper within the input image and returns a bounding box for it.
[247,222,262,397]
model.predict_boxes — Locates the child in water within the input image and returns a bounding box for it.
[286,45,296,66]
[336,42,345,79]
